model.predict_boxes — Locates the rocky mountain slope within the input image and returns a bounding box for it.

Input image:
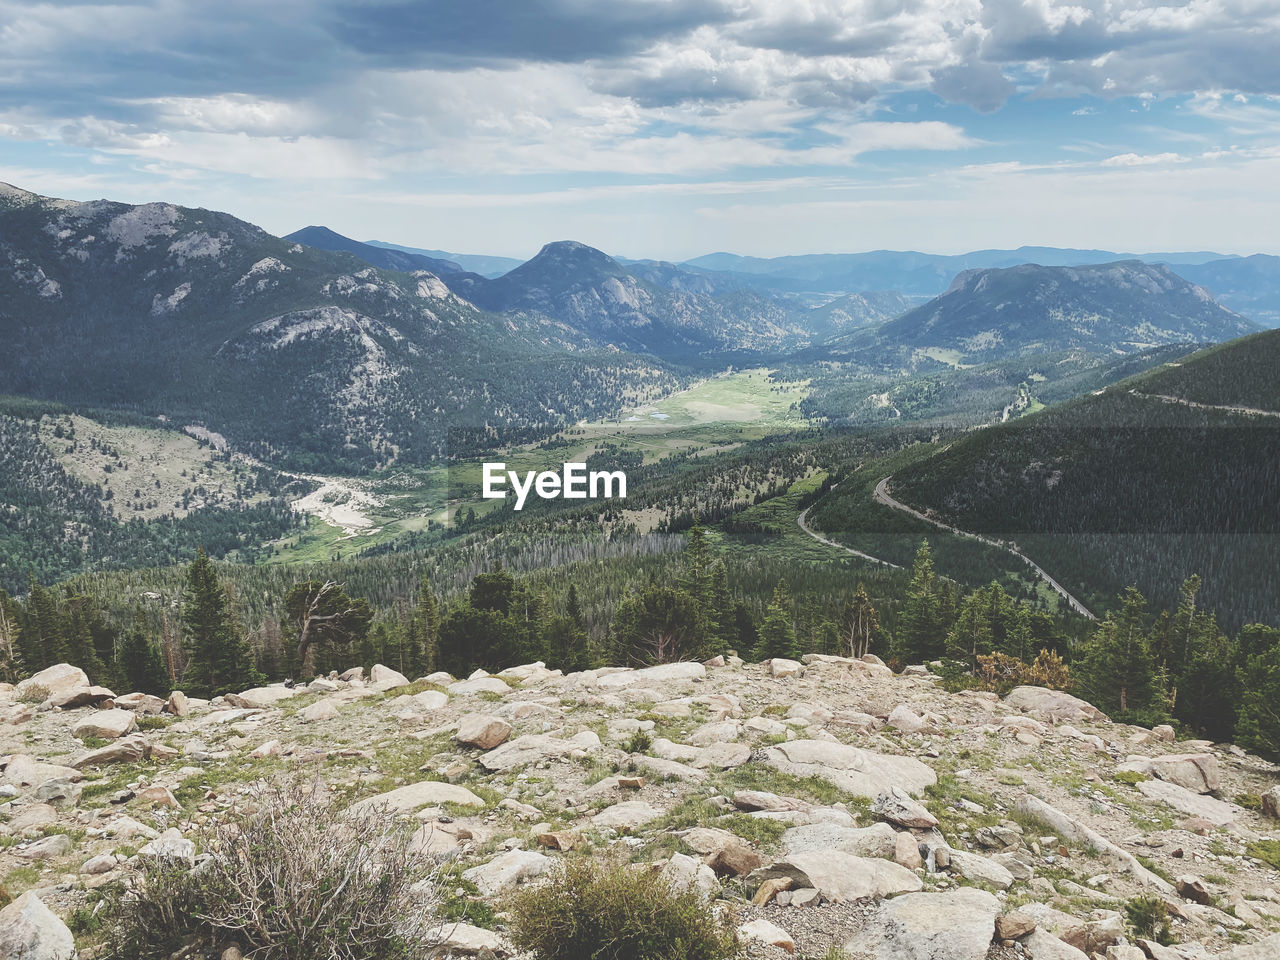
[3,655,1279,959]
[0,184,677,469]
[283,226,472,277]
[454,240,818,358]
[827,262,1257,370]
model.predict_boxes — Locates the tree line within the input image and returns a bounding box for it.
[3,533,1277,763]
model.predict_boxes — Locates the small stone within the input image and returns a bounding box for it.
[738,918,795,954]
[752,876,793,906]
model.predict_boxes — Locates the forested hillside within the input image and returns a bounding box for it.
[857,333,1280,628]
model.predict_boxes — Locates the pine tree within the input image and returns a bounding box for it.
[1077,587,1164,720]
[1236,624,1280,761]
[755,581,799,662]
[180,549,262,698]
[415,577,440,674]
[116,616,168,695]
[892,541,945,665]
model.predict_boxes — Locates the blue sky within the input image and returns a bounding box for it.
[2,0,1279,260]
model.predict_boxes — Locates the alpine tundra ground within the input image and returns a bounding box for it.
[2,654,1279,959]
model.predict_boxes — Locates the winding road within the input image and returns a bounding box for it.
[796,485,901,569]
[872,477,1096,620]
[1127,390,1280,419]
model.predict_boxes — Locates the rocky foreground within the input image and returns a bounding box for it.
[3,655,1280,960]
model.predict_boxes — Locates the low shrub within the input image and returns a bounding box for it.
[1125,895,1172,945]
[102,779,442,960]
[508,858,740,960]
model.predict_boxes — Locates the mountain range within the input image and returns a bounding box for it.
[0,181,1266,474]
[0,183,677,470]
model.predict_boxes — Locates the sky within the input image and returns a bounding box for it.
[2,0,1280,260]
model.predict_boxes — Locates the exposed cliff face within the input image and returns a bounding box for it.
[4,654,1279,958]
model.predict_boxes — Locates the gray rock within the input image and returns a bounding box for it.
[348,781,486,817]
[845,887,1000,960]
[874,786,939,828]
[753,851,922,903]
[1148,753,1221,794]
[462,850,550,896]
[17,834,73,861]
[455,714,513,750]
[763,739,936,799]
[72,708,136,740]
[1004,686,1107,722]
[947,849,1016,890]
[1022,929,1089,960]
[1136,779,1241,827]
[781,821,897,859]
[0,892,78,960]
[592,800,663,830]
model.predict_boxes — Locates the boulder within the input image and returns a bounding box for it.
[114,692,165,715]
[410,690,449,712]
[49,686,116,710]
[1014,795,1172,892]
[455,714,512,750]
[660,852,720,900]
[348,781,486,817]
[733,790,812,813]
[298,700,339,723]
[139,828,196,864]
[738,919,795,955]
[592,800,663,830]
[165,691,190,716]
[781,822,897,859]
[0,893,77,960]
[1022,930,1089,960]
[1148,753,1220,794]
[434,922,513,958]
[770,658,803,678]
[947,849,1016,890]
[595,662,706,688]
[1004,686,1107,723]
[887,704,928,733]
[369,664,411,689]
[17,834,73,861]
[995,912,1036,940]
[480,733,593,772]
[844,887,1000,960]
[696,742,751,770]
[1176,875,1213,905]
[34,777,82,808]
[1136,779,1241,827]
[224,686,296,709]
[763,740,936,799]
[10,803,59,833]
[72,709,136,740]
[1217,934,1280,960]
[462,850,550,896]
[73,733,149,768]
[753,851,922,903]
[448,676,510,696]
[874,787,939,828]
[895,830,924,869]
[1263,786,1280,819]
[3,756,82,789]
[15,664,89,702]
